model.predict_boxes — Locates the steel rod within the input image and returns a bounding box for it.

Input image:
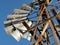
[35,21,49,45]
[31,4,45,45]
[45,7,60,45]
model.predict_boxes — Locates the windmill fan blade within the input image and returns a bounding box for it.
[22,4,34,11]
[14,9,30,14]
[30,1,40,9]
[31,0,39,5]
[7,14,28,20]
[11,30,23,41]
[4,17,27,27]
[4,25,13,35]
[13,20,32,32]
[22,32,32,41]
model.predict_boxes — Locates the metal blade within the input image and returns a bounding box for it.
[22,32,32,41]
[5,25,13,35]
[22,4,34,11]
[7,14,28,20]
[4,17,27,27]
[14,9,30,14]
[11,30,23,41]
[13,20,32,32]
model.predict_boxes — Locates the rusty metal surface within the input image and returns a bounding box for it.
[31,4,45,45]
[34,4,60,45]
[45,7,60,45]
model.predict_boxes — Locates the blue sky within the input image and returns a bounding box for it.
[0,0,60,45]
